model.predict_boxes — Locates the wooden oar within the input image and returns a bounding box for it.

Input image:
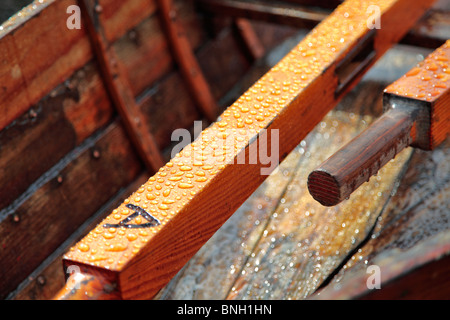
[308,40,450,206]
[54,0,435,299]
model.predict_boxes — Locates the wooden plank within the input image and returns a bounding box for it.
[0,0,92,131]
[113,0,207,97]
[136,27,252,152]
[0,0,53,37]
[155,129,314,299]
[0,0,267,214]
[196,28,251,102]
[308,41,450,206]
[10,173,149,300]
[159,88,412,299]
[157,45,432,300]
[312,138,450,299]
[97,0,157,43]
[138,72,203,152]
[384,40,450,149]
[0,122,142,299]
[0,62,113,212]
[57,0,435,300]
[225,113,412,299]
[0,0,203,132]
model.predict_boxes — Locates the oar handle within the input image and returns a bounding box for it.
[307,106,418,206]
[54,267,120,300]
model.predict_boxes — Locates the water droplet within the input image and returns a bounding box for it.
[78,243,90,252]
[178,182,194,189]
[127,233,137,241]
[105,243,128,252]
[103,232,115,239]
[158,204,170,210]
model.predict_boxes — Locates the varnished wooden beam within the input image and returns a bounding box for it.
[308,40,450,206]
[55,0,435,299]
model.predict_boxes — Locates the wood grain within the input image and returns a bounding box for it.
[58,0,435,300]
[0,62,113,212]
[312,138,450,299]
[113,0,207,97]
[226,111,412,299]
[10,174,149,300]
[384,39,450,149]
[0,0,92,131]
[308,40,450,206]
[0,122,142,299]
[0,0,203,133]
[157,45,433,301]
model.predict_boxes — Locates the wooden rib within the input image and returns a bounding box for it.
[156,0,219,122]
[233,18,266,61]
[58,0,435,300]
[78,0,164,173]
[197,0,328,29]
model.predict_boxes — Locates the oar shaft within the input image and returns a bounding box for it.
[308,105,419,206]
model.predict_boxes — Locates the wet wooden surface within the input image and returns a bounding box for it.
[156,44,449,300]
[1,0,448,300]
[59,0,433,300]
[3,2,298,300]
[312,138,450,299]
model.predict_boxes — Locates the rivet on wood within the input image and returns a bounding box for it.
[64,80,75,90]
[128,30,137,40]
[92,148,101,159]
[94,4,103,13]
[29,109,37,119]
[37,275,46,286]
[12,214,20,223]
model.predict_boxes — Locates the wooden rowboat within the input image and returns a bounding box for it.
[0,0,449,300]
